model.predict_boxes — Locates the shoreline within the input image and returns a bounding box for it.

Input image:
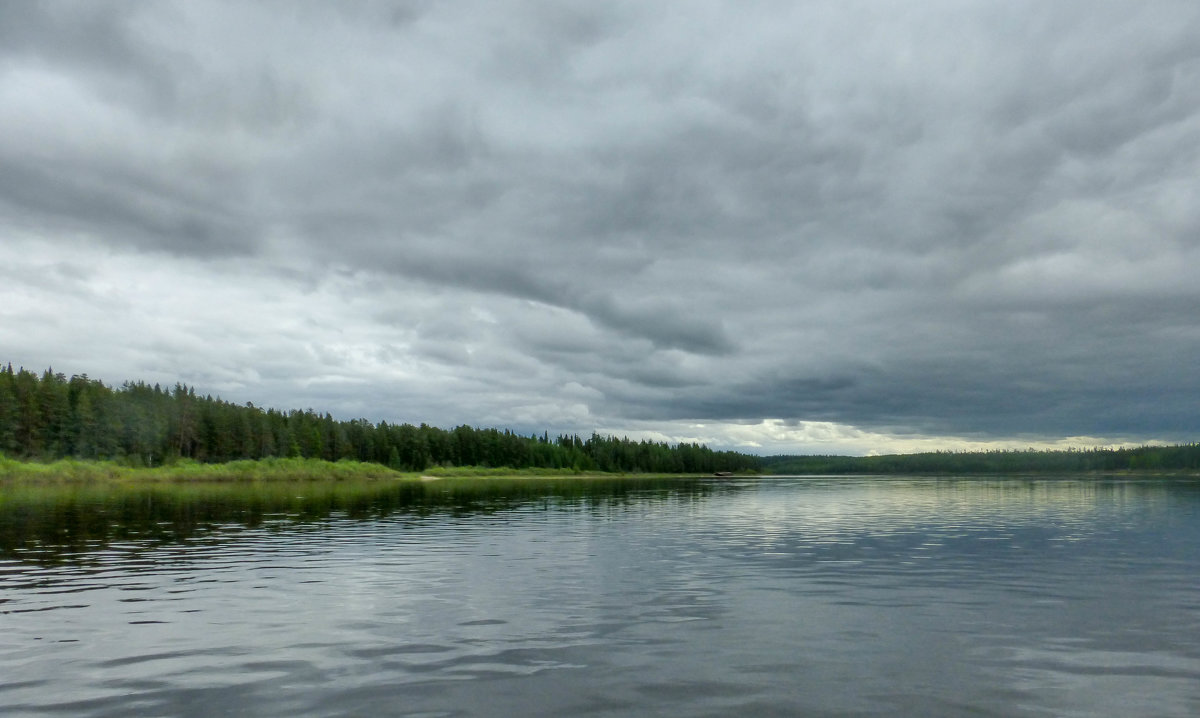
[4,454,1195,485]
[0,455,735,484]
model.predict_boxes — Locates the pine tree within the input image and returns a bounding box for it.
[0,364,17,454]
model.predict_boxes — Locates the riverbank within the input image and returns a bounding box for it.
[0,455,411,483]
[0,455,719,484]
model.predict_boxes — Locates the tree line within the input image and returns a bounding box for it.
[762,445,1200,474]
[0,366,762,474]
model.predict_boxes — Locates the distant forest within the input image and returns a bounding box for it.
[0,366,761,474]
[763,445,1200,474]
[5,366,1195,477]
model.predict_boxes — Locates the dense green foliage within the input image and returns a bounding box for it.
[0,365,760,474]
[763,445,1200,475]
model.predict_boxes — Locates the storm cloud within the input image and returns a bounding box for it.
[3,1,1199,454]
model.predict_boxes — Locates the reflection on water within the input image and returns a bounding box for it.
[2,476,1199,717]
[0,477,721,564]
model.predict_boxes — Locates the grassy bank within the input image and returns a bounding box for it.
[0,454,710,484]
[418,464,694,479]
[0,454,414,483]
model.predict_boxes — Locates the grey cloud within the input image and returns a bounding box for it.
[0,156,258,256]
[0,3,164,84]
[3,1,1200,447]
[644,290,1200,438]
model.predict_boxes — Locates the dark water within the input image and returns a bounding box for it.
[2,476,1199,717]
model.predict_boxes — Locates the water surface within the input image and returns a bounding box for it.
[2,475,1199,717]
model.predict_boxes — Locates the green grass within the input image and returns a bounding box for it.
[0,454,720,484]
[0,454,416,483]
[0,453,130,482]
[421,465,639,479]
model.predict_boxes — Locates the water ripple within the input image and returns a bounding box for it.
[1,476,1198,717]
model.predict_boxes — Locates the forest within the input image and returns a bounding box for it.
[762,444,1200,474]
[0,366,761,474]
[5,365,1195,477]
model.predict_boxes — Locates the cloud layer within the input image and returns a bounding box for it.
[3,1,1199,453]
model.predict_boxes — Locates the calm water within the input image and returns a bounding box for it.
[2,475,1199,717]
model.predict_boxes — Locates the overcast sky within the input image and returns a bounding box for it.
[2,1,1199,455]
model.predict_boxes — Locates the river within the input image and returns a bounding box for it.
[2,475,1198,717]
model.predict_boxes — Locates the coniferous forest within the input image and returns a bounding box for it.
[0,366,762,474]
[761,445,1200,474]
[4,365,1196,477]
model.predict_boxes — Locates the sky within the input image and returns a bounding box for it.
[2,1,1199,455]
